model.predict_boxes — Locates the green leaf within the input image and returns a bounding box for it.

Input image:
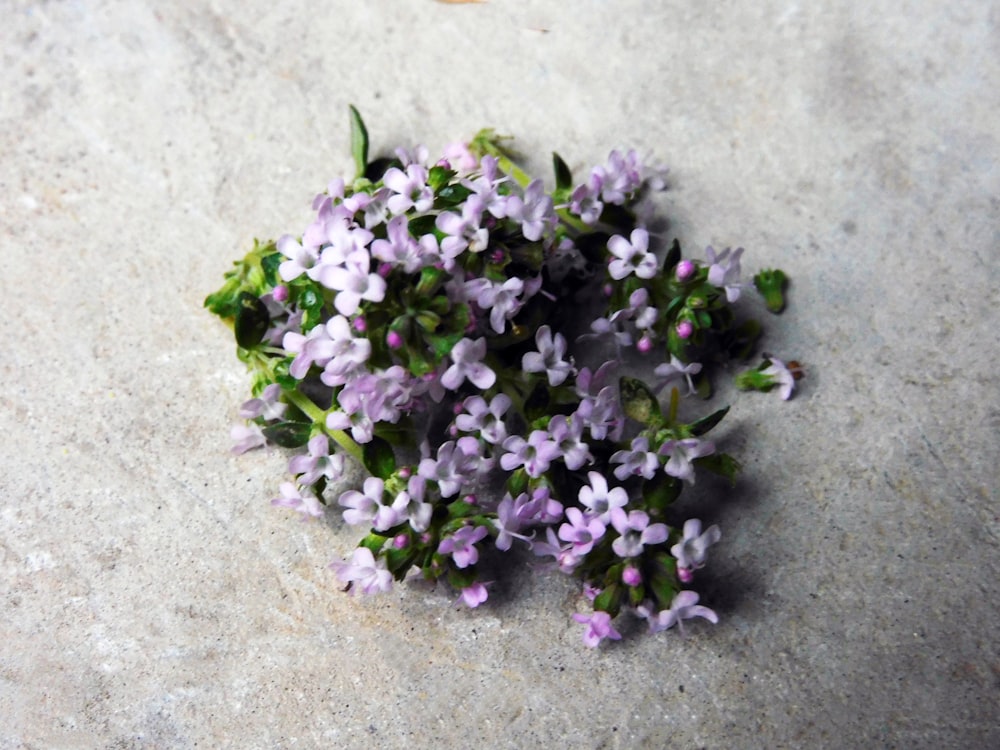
[362,435,396,479]
[552,151,572,191]
[359,533,389,557]
[415,267,446,297]
[428,165,455,192]
[753,268,789,313]
[523,381,551,423]
[689,405,730,437]
[234,292,270,349]
[261,421,311,449]
[647,572,678,610]
[620,376,662,426]
[348,105,369,179]
[447,565,477,591]
[593,583,624,616]
[642,474,683,514]
[696,453,741,485]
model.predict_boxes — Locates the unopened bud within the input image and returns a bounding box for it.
[637,335,653,354]
[393,534,409,549]
[676,321,694,339]
[387,331,403,349]
[272,285,289,303]
[622,566,642,586]
[675,260,695,282]
[677,567,694,584]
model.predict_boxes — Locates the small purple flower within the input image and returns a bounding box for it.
[531,527,580,573]
[276,233,319,282]
[239,383,288,421]
[522,325,573,386]
[595,149,643,205]
[609,508,669,558]
[558,507,606,556]
[418,437,489,498]
[329,547,393,596]
[383,164,434,214]
[622,566,642,587]
[609,437,660,481]
[659,438,715,484]
[675,259,696,281]
[761,357,796,400]
[607,228,657,280]
[506,179,554,241]
[705,246,744,302]
[500,430,561,478]
[458,581,489,608]
[230,423,265,454]
[454,393,511,444]
[654,355,703,396]
[475,277,525,334]
[670,519,722,572]
[441,338,496,391]
[547,415,591,470]
[288,435,345,486]
[436,195,490,262]
[572,611,622,648]
[438,525,489,569]
[338,477,406,531]
[575,386,624,442]
[271,481,324,519]
[323,250,387,317]
[569,173,603,224]
[578,471,629,524]
[641,591,719,634]
[493,493,534,551]
[370,214,426,273]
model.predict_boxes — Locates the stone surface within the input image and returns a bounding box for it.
[2,1,999,747]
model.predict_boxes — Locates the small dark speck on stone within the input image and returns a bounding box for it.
[841,219,857,235]
[368,725,377,734]
[679,684,685,693]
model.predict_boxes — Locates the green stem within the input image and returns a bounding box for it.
[284,389,364,465]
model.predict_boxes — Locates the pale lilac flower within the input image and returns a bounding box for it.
[670,519,722,572]
[283,324,337,379]
[500,430,561,478]
[575,361,618,399]
[370,214,425,273]
[435,195,489,262]
[547,415,591,470]
[383,164,434,214]
[330,547,392,596]
[519,486,564,524]
[442,141,479,172]
[609,508,669,558]
[607,228,657,280]
[521,325,573,386]
[578,471,629,524]
[572,611,622,648]
[326,408,375,444]
[338,477,406,531]
[458,581,489,608]
[659,438,715,484]
[506,179,554,241]
[318,315,372,387]
[418,437,490,498]
[569,173,604,224]
[705,246,744,302]
[239,383,287,421]
[438,525,489,568]
[455,394,511,444]
[230,423,265,454]
[558,507,606,556]
[309,222,375,286]
[595,149,643,205]
[441,338,496,390]
[324,249,387,316]
[401,475,433,533]
[761,357,796,400]
[461,156,509,218]
[475,277,525,334]
[288,435,346,486]
[641,591,718,634]
[276,233,319,281]
[610,437,660,481]
[493,493,534,551]
[531,527,580,573]
[271,481,324,519]
[654,355,703,396]
[575,386,624,442]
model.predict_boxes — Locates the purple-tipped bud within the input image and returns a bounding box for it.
[491,249,505,264]
[420,532,433,545]
[397,466,412,479]
[677,567,694,584]
[622,566,642,586]
[387,331,404,349]
[436,158,452,169]
[637,336,653,354]
[272,285,289,303]
[378,262,392,278]
[393,534,409,549]
[675,259,695,282]
[603,283,613,297]
[353,316,367,333]
[676,321,694,340]
[463,494,477,506]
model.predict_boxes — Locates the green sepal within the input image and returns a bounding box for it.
[362,435,396,479]
[647,572,679,610]
[428,165,455,192]
[415,267,447,297]
[447,565,477,591]
[348,105,369,180]
[261,421,311,449]
[689,405,730,437]
[620,376,663,426]
[593,583,624,617]
[385,545,418,580]
[552,151,573,191]
[506,468,529,496]
[234,292,270,349]
[359,533,389,557]
[696,453,741,485]
[753,268,788,313]
[437,183,472,207]
[523,381,551,423]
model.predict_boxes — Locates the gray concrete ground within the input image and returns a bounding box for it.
[2,1,999,748]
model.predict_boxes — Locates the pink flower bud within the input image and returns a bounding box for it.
[272,285,289,303]
[622,566,642,586]
[675,260,695,282]
[676,320,694,339]
[387,331,403,349]
[378,262,392,278]
[602,283,613,297]
[463,494,477,505]
[353,316,367,333]
[677,567,694,584]
[637,336,653,354]
[393,534,409,549]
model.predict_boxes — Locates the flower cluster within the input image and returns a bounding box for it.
[206,108,797,647]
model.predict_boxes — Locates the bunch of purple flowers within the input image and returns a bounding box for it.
[207,108,797,647]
